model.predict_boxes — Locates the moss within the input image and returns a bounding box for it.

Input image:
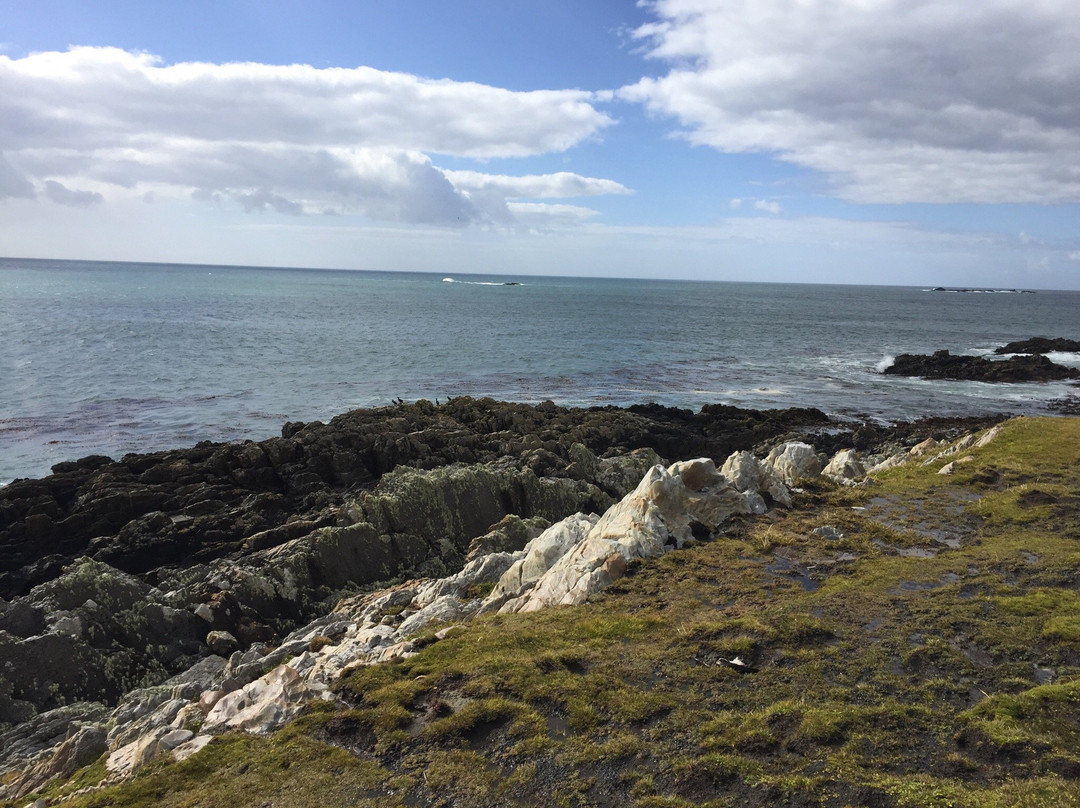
[961,679,1080,749]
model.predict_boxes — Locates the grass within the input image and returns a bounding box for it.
[8,416,1080,807]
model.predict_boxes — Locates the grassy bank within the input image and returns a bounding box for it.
[11,416,1080,808]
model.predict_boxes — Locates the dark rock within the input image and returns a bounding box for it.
[1,398,832,599]
[466,514,550,562]
[883,350,1080,382]
[206,630,239,656]
[994,337,1080,355]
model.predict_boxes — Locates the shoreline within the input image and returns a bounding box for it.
[2,394,1019,490]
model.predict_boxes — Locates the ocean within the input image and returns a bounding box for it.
[2,257,1079,484]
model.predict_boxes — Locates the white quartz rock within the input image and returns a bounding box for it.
[765,442,824,485]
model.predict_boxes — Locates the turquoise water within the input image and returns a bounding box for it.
[2,257,1079,483]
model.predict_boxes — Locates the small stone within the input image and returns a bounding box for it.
[198,689,226,714]
[172,734,214,762]
[156,729,194,751]
[908,438,940,456]
[206,630,239,656]
[812,526,845,541]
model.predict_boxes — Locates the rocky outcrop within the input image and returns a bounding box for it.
[491,458,770,614]
[0,446,657,728]
[994,337,1080,355]
[0,399,828,600]
[0,420,1011,798]
[882,350,1080,382]
[0,560,207,723]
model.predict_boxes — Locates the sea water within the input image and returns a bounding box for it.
[2,257,1079,483]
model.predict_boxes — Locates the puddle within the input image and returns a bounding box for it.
[892,572,961,594]
[897,547,937,558]
[545,713,570,740]
[1034,666,1057,685]
[895,580,940,592]
[874,539,937,558]
[766,557,820,592]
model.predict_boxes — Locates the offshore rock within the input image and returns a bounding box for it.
[993,337,1080,355]
[883,350,1080,382]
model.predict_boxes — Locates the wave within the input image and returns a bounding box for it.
[875,354,896,373]
[442,277,524,287]
[1045,351,1080,367]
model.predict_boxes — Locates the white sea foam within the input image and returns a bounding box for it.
[442,276,520,287]
[1045,351,1080,367]
[875,355,895,373]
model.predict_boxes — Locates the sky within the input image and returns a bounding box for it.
[1,0,1079,288]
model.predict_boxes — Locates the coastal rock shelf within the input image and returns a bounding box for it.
[0,401,1009,800]
[0,398,831,599]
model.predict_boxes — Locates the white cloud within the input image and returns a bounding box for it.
[1069,251,1080,260]
[728,196,781,214]
[444,171,631,199]
[622,0,1080,204]
[0,47,624,227]
[0,47,612,157]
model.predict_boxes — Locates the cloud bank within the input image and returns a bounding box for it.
[623,0,1080,204]
[0,46,624,225]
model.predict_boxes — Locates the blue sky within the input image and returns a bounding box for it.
[1,0,1079,288]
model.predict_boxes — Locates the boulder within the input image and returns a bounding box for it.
[822,449,866,485]
[206,630,239,656]
[202,664,312,735]
[720,451,793,508]
[765,442,825,485]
